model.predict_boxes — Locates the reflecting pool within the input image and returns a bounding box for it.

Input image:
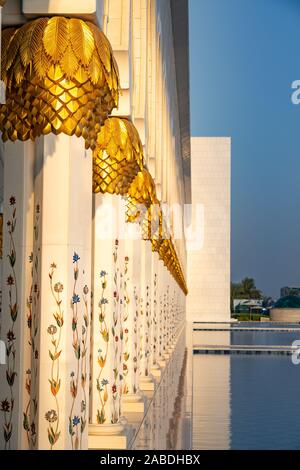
[193,324,300,449]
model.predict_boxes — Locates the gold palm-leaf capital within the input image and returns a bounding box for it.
[93,117,144,195]
[0,17,119,145]
[126,169,159,226]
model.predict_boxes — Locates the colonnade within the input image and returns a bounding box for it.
[0,7,188,451]
[0,141,186,449]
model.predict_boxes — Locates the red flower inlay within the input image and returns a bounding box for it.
[7,275,14,286]
[0,399,10,412]
[7,330,16,342]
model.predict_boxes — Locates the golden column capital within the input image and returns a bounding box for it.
[0,17,119,147]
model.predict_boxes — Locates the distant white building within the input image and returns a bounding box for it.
[187,137,231,322]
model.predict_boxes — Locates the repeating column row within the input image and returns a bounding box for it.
[0,150,186,450]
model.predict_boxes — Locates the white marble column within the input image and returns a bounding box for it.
[0,141,35,450]
[139,240,155,391]
[157,259,167,368]
[164,273,172,357]
[89,193,127,449]
[150,250,161,378]
[121,235,144,413]
[168,280,177,351]
[162,272,170,362]
[33,134,92,450]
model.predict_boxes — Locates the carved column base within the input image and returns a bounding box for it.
[157,358,167,368]
[150,363,162,379]
[139,375,156,391]
[88,422,127,450]
[122,393,145,413]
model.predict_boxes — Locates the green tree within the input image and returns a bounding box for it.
[240,277,262,299]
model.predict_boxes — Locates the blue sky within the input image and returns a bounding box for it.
[189,0,300,298]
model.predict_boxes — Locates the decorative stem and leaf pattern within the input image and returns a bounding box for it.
[23,203,40,448]
[133,286,139,393]
[139,295,144,367]
[170,291,175,345]
[111,239,121,424]
[152,273,158,365]
[158,295,163,360]
[145,285,151,376]
[0,196,18,450]
[69,253,80,449]
[166,285,170,348]
[68,252,89,450]
[163,292,167,354]
[122,256,130,395]
[96,270,109,424]
[80,281,89,448]
[46,263,64,450]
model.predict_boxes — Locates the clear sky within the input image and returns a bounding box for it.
[189,0,300,299]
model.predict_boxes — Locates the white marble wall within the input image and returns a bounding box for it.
[187,137,231,322]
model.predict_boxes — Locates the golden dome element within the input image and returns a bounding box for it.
[93,117,144,194]
[0,17,119,146]
[139,202,162,241]
[154,237,187,294]
[126,169,158,227]
[126,168,159,240]
[126,170,187,293]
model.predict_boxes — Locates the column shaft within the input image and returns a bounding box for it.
[0,141,35,450]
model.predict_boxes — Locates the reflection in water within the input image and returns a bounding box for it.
[231,330,300,346]
[132,331,192,449]
[192,325,300,449]
[166,349,187,449]
[193,354,231,449]
[192,328,231,449]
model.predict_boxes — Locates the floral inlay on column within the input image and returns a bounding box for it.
[158,294,162,363]
[23,203,40,448]
[145,285,151,376]
[122,256,130,395]
[96,270,109,424]
[68,252,90,450]
[112,239,121,424]
[46,263,64,450]
[80,281,89,449]
[152,273,158,366]
[139,295,144,370]
[163,291,167,356]
[0,196,17,450]
[132,287,139,393]
[166,285,170,349]
[170,291,175,346]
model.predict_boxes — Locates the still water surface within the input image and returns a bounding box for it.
[193,327,300,449]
